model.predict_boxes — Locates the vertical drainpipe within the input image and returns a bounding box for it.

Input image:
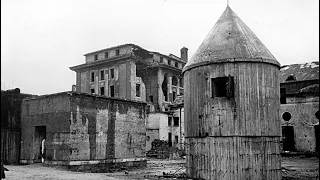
[179,107,182,149]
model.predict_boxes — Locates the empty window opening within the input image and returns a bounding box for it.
[162,74,168,101]
[105,52,108,58]
[94,54,98,61]
[168,117,172,126]
[285,75,296,81]
[168,133,172,147]
[116,49,120,56]
[179,77,183,88]
[110,68,115,79]
[211,76,234,98]
[175,62,178,68]
[172,76,178,86]
[160,57,163,63]
[149,96,154,102]
[100,70,105,81]
[91,72,95,82]
[90,88,95,95]
[282,112,292,121]
[168,59,171,66]
[282,126,295,151]
[173,91,177,101]
[173,117,179,126]
[175,135,179,143]
[136,84,141,97]
[280,88,286,104]
[100,87,105,96]
[110,85,115,97]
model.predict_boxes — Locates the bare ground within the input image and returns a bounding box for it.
[3,156,319,180]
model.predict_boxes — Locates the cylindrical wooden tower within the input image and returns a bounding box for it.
[183,6,281,180]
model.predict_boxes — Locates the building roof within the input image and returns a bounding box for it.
[280,61,319,83]
[183,6,279,72]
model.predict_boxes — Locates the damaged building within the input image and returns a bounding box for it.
[69,44,187,153]
[279,61,319,153]
[20,92,147,172]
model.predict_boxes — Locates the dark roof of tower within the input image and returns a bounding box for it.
[183,6,280,72]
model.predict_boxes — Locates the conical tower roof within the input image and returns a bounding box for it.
[183,6,280,72]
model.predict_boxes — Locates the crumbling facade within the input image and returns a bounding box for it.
[70,44,187,152]
[279,62,319,153]
[20,92,146,172]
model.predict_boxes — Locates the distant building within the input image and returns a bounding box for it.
[69,44,188,152]
[279,61,319,153]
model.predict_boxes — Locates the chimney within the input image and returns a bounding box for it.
[180,47,188,62]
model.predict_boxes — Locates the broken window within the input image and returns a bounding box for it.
[211,76,234,98]
[116,49,120,56]
[168,117,172,126]
[100,87,105,96]
[110,68,115,79]
[105,52,108,58]
[175,135,179,143]
[136,84,140,97]
[162,74,168,101]
[94,54,98,61]
[91,72,95,82]
[110,85,115,97]
[280,88,286,104]
[172,76,178,86]
[100,70,105,81]
[90,88,95,95]
[173,117,179,126]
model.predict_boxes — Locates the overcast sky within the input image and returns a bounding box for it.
[1,0,319,95]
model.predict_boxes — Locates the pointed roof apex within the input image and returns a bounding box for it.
[183,6,280,72]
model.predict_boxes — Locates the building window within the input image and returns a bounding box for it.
[136,84,141,97]
[175,135,179,143]
[110,85,115,97]
[90,88,95,95]
[172,76,178,86]
[173,117,179,126]
[282,112,292,121]
[179,77,183,88]
[110,68,115,79]
[173,91,176,101]
[175,62,178,68]
[100,87,105,96]
[100,70,105,81]
[91,72,95,82]
[94,54,98,61]
[160,57,163,63]
[168,117,172,126]
[116,49,120,56]
[211,76,234,98]
[280,88,286,104]
[149,96,153,102]
[105,52,108,58]
[168,59,171,66]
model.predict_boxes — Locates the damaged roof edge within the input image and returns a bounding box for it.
[22,91,147,105]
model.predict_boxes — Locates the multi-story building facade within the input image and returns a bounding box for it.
[69,44,187,151]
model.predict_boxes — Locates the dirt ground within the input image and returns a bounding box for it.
[3,156,319,180]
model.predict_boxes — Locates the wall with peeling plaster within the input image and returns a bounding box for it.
[280,96,319,152]
[20,92,146,165]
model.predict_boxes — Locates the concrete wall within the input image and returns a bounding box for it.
[21,92,147,166]
[280,96,319,152]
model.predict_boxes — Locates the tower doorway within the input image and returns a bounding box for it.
[34,126,46,163]
[282,126,295,151]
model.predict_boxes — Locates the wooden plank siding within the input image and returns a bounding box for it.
[184,62,281,179]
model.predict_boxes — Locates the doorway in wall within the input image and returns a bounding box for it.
[168,133,172,147]
[34,126,46,163]
[282,126,295,151]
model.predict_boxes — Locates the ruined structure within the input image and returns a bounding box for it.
[1,88,34,164]
[20,92,146,172]
[279,62,319,153]
[69,44,187,152]
[183,6,281,179]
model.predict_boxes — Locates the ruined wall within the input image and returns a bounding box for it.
[21,92,147,166]
[85,45,133,63]
[280,96,319,152]
[21,94,71,163]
